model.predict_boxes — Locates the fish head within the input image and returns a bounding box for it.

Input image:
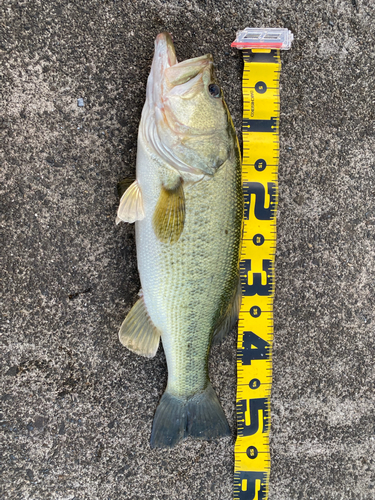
[142,33,237,177]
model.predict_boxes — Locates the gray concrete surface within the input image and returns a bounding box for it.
[1,0,374,499]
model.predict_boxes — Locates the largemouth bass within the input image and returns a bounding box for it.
[117,33,243,448]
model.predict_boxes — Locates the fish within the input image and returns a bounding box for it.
[116,32,243,448]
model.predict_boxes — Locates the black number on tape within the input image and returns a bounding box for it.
[234,471,268,500]
[238,331,270,365]
[242,118,277,133]
[243,182,277,220]
[240,259,273,296]
[237,398,269,436]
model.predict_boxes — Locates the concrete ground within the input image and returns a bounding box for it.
[1,0,374,499]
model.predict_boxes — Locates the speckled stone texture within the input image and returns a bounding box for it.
[1,0,374,499]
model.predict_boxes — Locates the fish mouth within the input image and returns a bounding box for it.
[165,49,213,85]
[155,32,178,70]
[143,33,217,176]
[151,32,213,104]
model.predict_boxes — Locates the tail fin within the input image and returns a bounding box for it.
[186,384,230,439]
[150,392,187,448]
[150,383,230,448]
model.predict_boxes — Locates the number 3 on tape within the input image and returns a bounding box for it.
[232,27,293,500]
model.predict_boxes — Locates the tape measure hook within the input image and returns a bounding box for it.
[231,27,294,50]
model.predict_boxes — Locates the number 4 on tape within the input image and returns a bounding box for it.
[232,27,293,500]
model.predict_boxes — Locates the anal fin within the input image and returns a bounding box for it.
[119,296,161,358]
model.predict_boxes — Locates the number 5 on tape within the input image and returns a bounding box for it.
[232,27,293,500]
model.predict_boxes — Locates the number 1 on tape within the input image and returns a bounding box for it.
[232,28,293,500]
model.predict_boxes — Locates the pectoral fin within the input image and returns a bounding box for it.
[116,180,145,224]
[212,278,242,345]
[119,296,161,358]
[152,178,185,244]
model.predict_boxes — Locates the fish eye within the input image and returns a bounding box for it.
[208,84,221,98]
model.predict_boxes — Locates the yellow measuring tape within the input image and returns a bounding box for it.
[231,28,293,500]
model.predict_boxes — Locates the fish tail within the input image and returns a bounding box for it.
[186,383,231,440]
[150,383,230,448]
[150,392,186,448]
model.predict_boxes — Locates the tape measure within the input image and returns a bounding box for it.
[231,28,293,500]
